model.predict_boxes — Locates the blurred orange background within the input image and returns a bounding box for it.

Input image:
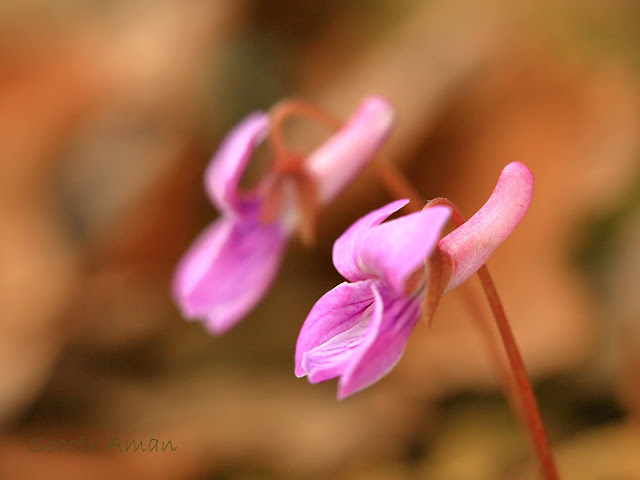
[1,1,639,479]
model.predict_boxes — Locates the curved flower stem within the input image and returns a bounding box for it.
[267,99,339,244]
[268,99,424,206]
[370,160,424,208]
[427,197,559,480]
[268,99,341,172]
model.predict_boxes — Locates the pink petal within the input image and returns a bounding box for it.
[306,96,395,205]
[295,279,377,379]
[173,217,287,334]
[439,162,534,291]
[359,205,451,295]
[303,319,372,384]
[173,218,233,301]
[332,199,409,282]
[338,283,421,399]
[204,112,270,215]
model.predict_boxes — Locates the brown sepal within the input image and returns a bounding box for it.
[421,247,454,326]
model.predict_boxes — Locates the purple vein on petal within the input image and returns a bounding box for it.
[295,279,377,378]
[338,283,422,399]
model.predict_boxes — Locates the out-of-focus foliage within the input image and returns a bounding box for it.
[1,0,639,478]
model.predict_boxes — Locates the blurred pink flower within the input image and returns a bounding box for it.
[295,162,534,398]
[173,97,394,334]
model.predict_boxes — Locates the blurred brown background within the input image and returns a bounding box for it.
[1,0,640,479]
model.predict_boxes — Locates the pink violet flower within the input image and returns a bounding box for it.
[295,162,534,398]
[173,97,395,334]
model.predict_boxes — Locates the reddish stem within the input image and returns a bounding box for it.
[427,197,559,480]
[456,282,521,415]
[371,160,424,208]
[476,265,559,479]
